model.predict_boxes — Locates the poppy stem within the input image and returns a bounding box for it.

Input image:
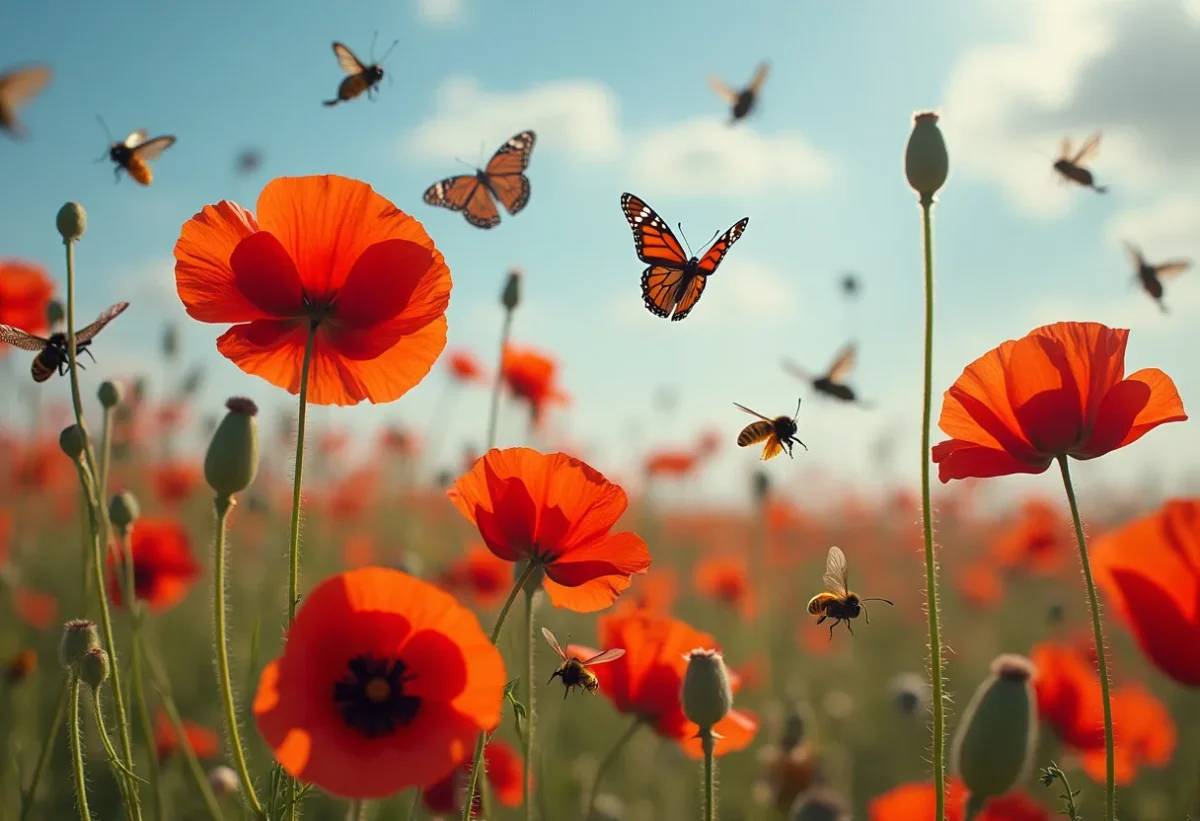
[19,674,68,821]
[213,495,267,819]
[585,718,641,815]
[485,307,514,450]
[1056,454,1115,821]
[97,404,114,510]
[287,323,319,626]
[701,728,716,821]
[67,674,92,821]
[522,587,537,821]
[917,194,947,821]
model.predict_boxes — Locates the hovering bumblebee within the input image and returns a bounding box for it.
[0,302,129,383]
[102,124,176,186]
[323,37,397,106]
[707,61,770,123]
[542,627,625,699]
[734,398,807,461]
[0,64,53,137]
[807,546,893,639]
[1125,242,1191,313]
[1053,132,1107,193]
[782,342,869,406]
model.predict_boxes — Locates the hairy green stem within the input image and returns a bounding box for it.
[89,687,141,808]
[523,588,536,821]
[585,719,641,816]
[701,730,716,821]
[19,674,68,821]
[485,308,514,450]
[68,676,92,821]
[98,406,114,504]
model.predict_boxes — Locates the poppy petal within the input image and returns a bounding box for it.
[932,439,1052,483]
[1107,569,1200,686]
[229,231,305,318]
[334,239,444,331]
[542,573,633,613]
[1029,321,1128,425]
[1081,368,1187,457]
[678,708,759,759]
[938,338,1038,454]
[544,532,651,588]
[175,201,268,323]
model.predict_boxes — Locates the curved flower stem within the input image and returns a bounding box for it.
[213,495,266,819]
[20,674,69,821]
[700,729,716,821]
[68,675,92,821]
[346,799,366,821]
[461,561,540,821]
[485,307,514,450]
[1057,454,1115,821]
[918,194,947,821]
[98,405,114,505]
[406,788,423,821]
[585,719,641,816]
[523,587,537,821]
[288,323,319,626]
[119,533,164,821]
[90,687,143,801]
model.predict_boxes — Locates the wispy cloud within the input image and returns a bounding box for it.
[415,0,464,26]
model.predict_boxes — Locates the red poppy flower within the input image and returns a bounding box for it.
[991,498,1069,575]
[341,533,376,568]
[11,440,71,492]
[869,780,1049,821]
[644,449,701,479]
[12,587,58,630]
[447,448,651,613]
[154,708,220,760]
[693,554,756,620]
[624,569,678,615]
[437,543,512,609]
[421,737,522,817]
[0,507,11,569]
[932,322,1186,482]
[0,260,54,351]
[500,343,568,426]
[1078,684,1176,785]
[150,461,202,507]
[595,609,758,758]
[1093,499,1200,686]
[253,567,505,799]
[955,560,1004,610]
[446,350,487,385]
[174,175,452,406]
[107,517,201,612]
[379,426,420,457]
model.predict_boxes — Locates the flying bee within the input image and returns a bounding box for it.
[839,272,861,298]
[783,342,869,406]
[806,546,893,639]
[707,61,770,123]
[1125,242,1191,313]
[0,64,53,137]
[542,627,625,699]
[323,36,397,107]
[734,398,807,461]
[1053,132,1108,193]
[0,302,129,383]
[99,120,176,186]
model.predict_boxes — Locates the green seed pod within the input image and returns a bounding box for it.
[204,397,260,498]
[501,267,522,311]
[682,648,733,730]
[58,619,100,669]
[952,653,1038,801]
[109,490,141,537]
[79,647,110,690]
[56,202,87,243]
[58,424,86,461]
[97,379,124,409]
[47,299,65,328]
[905,111,949,199]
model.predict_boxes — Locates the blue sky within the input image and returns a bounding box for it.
[2,0,1199,508]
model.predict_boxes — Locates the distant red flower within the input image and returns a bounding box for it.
[448,448,651,613]
[108,517,201,612]
[379,426,420,457]
[154,708,220,760]
[0,260,54,352]
[500,343,568,426]
[991,498,1069,575]
[696,429,721,456]
[318,428,350,457]
[693,554,755,619]
[438,544,512,609]
[956,560,1004,610]
[421,737,522,817]
[0,508,11,568]
[13,587,58,629]
[446,350,487,385]
[1093,499,1200,686]
[644,449,701,479]
[150,461,202,506]
[933,322,1186,482]
[625,569,678,615]
[596,609,758,758]
[1079,684,1175,785]
[341,533,376,568]
[324,467,381,521]
[11,440,71,492]
[870,780,1049,821]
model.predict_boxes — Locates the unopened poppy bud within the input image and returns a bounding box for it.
[208,765,240,799]
[56,201,87,242]
[47,299,65,327]
[97,379,124,409]
[79,647,110,689]
[682,648,733,730]
[752,469,770,505]
[6,648,38,684]
[162,323,179,359]
[59,619,100,668]
[952,653,1038,802]
[904,111,949,199]
[502,267,522,311]
[789,790,849,821]
[205,397,260,498]
[59,424,86,461]
[109,490,141,537]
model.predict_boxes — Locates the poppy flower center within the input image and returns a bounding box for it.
[333,654,421,738]
[301,290,337,325]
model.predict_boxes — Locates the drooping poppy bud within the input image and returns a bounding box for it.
[98,380,124,410]
[59,425,86,461]
[79,647,111,690]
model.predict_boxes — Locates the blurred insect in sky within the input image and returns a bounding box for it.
[1053,132,1107,193]
[707,61,769,123]
[782,342,869,405]
[1125,242,1191,313]
[423,130,537,229]
[807,546,894,639]
[322,37,397,106]
[0,302,129,383]
[99,121,176,186]
[542,627,625,699]
[0,64,52,137]
[734,398,807,461]
[234,147,263,176]
[839,273,861,298]
[621,193,749,321]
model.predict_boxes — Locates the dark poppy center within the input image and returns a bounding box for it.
[333,654,421,738]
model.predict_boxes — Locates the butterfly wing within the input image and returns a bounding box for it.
[332,42,367,75]
[122,129,148,149]
[131,136,176,163]
[0,325,49,351]
[423,174,500,229]
[668,272,707,322]
[823,546,849,597]
[620,194,689,267]
[482,130,536,216]
[0,65,53,133]
[1058,137,1072,161]
[707,75,738,104]
[826,342,857,384]
[640,265,689,319]
[540,627,567,660]
[1072,132,1101,165]
[1155,260,1192,278]
[76,302,129,343]
[695,217,749,277]
[581,648,625,667]
[747,61,770,94]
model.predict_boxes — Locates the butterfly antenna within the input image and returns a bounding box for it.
[676,222,695,257]
[453,156,475,171]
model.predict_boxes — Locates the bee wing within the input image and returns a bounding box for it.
[131,136,176,162]
[76,302,129,343]
[332,42,367,75]
[1123,241,1146,271]
[822,546,849,597]
[123,129,148,148]
[826,342,858,384]
[707,75,738,104]
[733,402,773,422]
[747,61,770,94]
[0,65,52,110]
[540,626,567,660]
[1154,260,1192,279]
[1072,132,1101,165]
[1059,136,1072,160]
[781,357,814,383]
[760,436,784,461]
[581,648,626,667]
[0,324,49,351]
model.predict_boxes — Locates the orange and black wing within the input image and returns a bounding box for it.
[332,42,367,75]
[481,130,536,216]
[695,217,749,276]
[423,174,500,229]
[640,265,691,320]
[0,324,49,351]
[77,302,129,343]
[621,193,689,268]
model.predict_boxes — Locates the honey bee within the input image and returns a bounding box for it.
[1125,242,1191,313]
[101,123,176,186]
[707,61,769,123]
[542,627,625,699]
[323,37,397,107]
[1053,132,1107,193]
[0,302,129,382]
[734,398,807,461]
[782,342,869,406]
[806,546,893,639]
[0,64,53,137]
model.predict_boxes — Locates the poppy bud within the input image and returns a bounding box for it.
[181,365,205,396]
[162,323,179,360]
[56,201,87,243]
[98,379,124,409]
[79,647,110,690]
[208,765,240,799]
[59,424,87,461]
[109,490,141,537]
[59,620,100,669]
[904,112,949,199]
[752,469,770,505]
[789,790,849,821]
[5,648,38,684]
[205,397,260,498]
[502,267,522,311]
[682,648,733,731]
[47,299,65,328]
[952,653,1038,802]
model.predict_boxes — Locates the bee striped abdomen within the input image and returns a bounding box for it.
[807,592,835,615]
[30,354,55,382]
[737,420,774,446]
[127,158,152,185]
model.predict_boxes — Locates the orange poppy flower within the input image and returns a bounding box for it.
[595,609,758,758]
[624,569,678,615]
[154,708,220,760]
[107,517,201,612]
[421,737,523,817]
[447,448,651,613]
[0,507,11,568]
[174,175,452,406]
[341,533,376,568]
[253,567,505,799]
[379,425,420,457]
[13,587,58,630]
[955,560,1004,610]
[1078,684,1176,785]
[869,780,1049,821]
[150,461,202,507]
[991,498,1069,575]
[500,343,568,426]
[1093,499,1200,686]
[693,553,756,619]
[446,349,487,385]
[437,543,512,609]
[11,439,71,492]
[932,322,1186,481]
[644,449,701,479]
[0,260,54,351]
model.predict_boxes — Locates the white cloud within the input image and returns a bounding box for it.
[1106,193,1200,253]
[628,117,833,197]
[416,0,463,25]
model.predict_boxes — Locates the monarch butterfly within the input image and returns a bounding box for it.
[620,193,748,322]
[1124,242,1191,314]
[323,38,397,106]
[0,302,129,383]
[782,342,869,405]
[0,64,52,137]
[1053,133,1107,193]
[422,130,537,230]
[707,61,769,123]
[103,126,176,186]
